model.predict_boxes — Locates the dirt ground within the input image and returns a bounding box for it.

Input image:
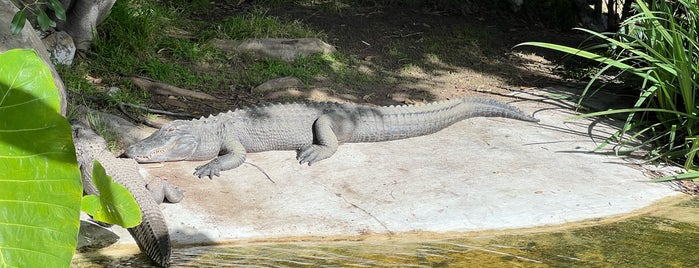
[157,2,590,116]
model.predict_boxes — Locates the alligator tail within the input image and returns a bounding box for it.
[349,97,538,142]
[127,197,171,267]
[461,97,539,123]
[73,124,172,267]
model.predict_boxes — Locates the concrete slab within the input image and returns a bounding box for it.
[107,89,680,246]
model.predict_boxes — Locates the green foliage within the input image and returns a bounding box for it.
[56,63,101,97]
[81,161,142,228]
[83,112,122,153]
[91,0,172,74]
[238,54,330,87]
[517,0,699,180]
[60,0,340,105]
[10,0,66,34]
[0,49,82,267]
[0,49,144,267]
[47,0,66,21]
[202,9,322,40]
[10,9,26,34]
[35,8,55,30]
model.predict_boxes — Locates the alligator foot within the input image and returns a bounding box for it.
[296,144,337,165]
[194,159,222,179]
[146,177,184,204]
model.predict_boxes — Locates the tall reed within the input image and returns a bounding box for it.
[517,0,699,180]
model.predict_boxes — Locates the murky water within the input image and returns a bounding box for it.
[72,196,699,267]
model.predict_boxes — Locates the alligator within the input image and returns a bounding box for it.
[126,97,539,179]
[72,123,183,267]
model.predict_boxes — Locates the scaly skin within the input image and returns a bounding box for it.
[126,97,539,179]
[73,123,182,267]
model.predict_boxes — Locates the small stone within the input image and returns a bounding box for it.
[77,217,119,250]
[42,31,76,65]
[253,77,304,93]
[106,86,120,96]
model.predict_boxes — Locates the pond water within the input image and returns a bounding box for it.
[72,196,699,267]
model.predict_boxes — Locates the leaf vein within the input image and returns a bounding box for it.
[0,199,79,211]
[0,125,54,132]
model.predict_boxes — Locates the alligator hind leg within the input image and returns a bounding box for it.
[297,114,341,165]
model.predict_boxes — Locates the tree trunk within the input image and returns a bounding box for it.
[56,0,115,50]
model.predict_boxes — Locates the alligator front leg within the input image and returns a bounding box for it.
[297,114,340,165]
[194,138,247,179]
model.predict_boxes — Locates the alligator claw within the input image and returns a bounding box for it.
[296,145,333,166]
[194,162,221,179]
[296,145,316,165]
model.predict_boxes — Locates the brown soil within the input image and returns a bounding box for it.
[155,2,589,118]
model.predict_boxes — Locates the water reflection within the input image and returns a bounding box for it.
[73,197,699,267]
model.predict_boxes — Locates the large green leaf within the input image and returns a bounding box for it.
[0,49,82,267]
[81,161,142,228]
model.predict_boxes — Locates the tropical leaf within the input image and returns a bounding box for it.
[10,10,26,35]
[651,171,699,182]
[81,161,142,228]
[0,49,82,267]
[36,8,56,31]
[48,0,67,21]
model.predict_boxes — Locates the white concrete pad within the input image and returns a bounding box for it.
[112,90,679,245]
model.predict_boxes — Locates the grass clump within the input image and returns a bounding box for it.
[517,0,699,179]
[91,0,172,73]
[234,54,331,88]
[203,8,324,40]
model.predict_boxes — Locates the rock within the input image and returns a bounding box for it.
[76,217,119,251]
[263,88,349,103]
[106,86,121,96]
[42,31,76,65]
[253,76,304,93]
[0,0,68,115]
[212,38,335,62]
[73,105,155,148]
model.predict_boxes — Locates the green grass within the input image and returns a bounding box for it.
[84,112,122,152]
[517,0,699,180]
[234,55,323,88]
[61,0,347,110]
[201,8,323,40]
[57,63,100,96]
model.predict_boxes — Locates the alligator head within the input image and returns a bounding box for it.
[126,120,202,163]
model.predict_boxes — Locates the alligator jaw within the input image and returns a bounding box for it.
[130,147,175,163]
[126,121,199,163]
[127,137,197,163]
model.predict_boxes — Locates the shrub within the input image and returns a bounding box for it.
[517,0,699,180]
